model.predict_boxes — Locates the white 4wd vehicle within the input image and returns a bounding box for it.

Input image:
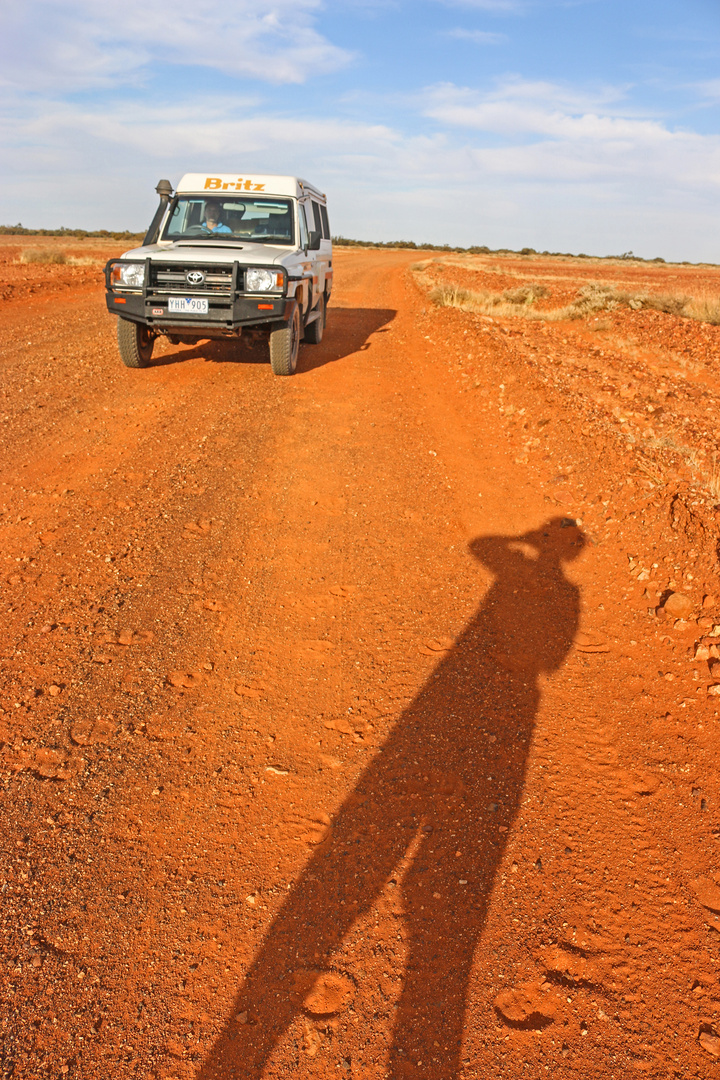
[104,174,332,375]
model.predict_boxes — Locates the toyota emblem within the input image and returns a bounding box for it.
[186,270,205,285]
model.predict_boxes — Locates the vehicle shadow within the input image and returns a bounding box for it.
[145,306,396,370]
[296,306,397,374]
[196,517,584,1080]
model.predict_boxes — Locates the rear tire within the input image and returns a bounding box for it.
[117,318,154,368]
[269,306,300,375]
[303,295,326,345]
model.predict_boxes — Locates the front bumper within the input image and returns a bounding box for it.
[105,290,293,331]
[104,257,293,332]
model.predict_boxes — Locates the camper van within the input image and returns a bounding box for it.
[104,174,332,375]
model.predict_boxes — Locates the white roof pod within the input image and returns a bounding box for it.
[175,173,326,201]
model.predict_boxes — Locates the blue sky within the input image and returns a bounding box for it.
[2,0,720,260]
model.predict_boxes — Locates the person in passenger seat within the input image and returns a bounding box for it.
[201,200,232,235]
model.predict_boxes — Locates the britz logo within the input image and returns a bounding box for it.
[204,177,266,192]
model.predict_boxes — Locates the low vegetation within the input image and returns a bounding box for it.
[425,278,720,326]
[20,249,68,265]
[18,249,100,266]
[1,224,144,241]
[0,226,708,268]
[334,236,683,264]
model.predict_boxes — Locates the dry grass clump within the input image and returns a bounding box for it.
[428,283,553,319]
[18,249,101,267]
[429,285,474,307]
[685,295,720,326]
[20,249,67,264]
[709,455,720,502]
[502,284,551,305]
[426,273,720,326]
[429,285,508,318]
[550,284,691,320]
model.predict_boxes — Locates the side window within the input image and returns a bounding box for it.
[319,204,330,240]
[299,203,310,249]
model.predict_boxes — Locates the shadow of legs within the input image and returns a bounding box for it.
[197,519,583,1079]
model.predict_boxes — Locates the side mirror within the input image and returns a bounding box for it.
[308,230,322,250]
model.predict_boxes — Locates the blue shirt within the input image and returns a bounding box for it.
[201,222,232,234]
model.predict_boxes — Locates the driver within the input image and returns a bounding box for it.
[201,200,232,235]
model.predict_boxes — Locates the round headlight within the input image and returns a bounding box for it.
[246,267,274,292]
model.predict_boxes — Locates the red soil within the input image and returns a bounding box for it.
[1,239,719,1080]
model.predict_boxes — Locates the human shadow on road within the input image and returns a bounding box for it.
[197,517,584,1080]
[145,307,396,370]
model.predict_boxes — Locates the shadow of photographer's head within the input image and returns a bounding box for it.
[469,516,586,567]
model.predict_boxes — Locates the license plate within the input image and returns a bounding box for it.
[168,297,209,314]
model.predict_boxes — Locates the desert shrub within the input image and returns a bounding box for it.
[429,285,475,307]
[568,283,621,316]
[426,269,720,327]
[631,293,689,316]
[502,284,551,305]
[685,296,720,325]
[557,286,689,320]
[20,249,67,264]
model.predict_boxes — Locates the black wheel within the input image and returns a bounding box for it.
[304,295,326,345]
[117,318,154,368]
[269,305,300,375]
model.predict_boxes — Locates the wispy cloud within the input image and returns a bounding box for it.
[0,0,352,91]
[447,28,507,44]
[2,83,719,260]
[439,0,525,11]
[1,4,719,262]
[695,79,720,102]
[4,84,719,205]
[421,79,647,138]
[412,78,720,202]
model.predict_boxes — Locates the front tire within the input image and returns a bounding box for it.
[117,318,154,368]
[269,305,300,375]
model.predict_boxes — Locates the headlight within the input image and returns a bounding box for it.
[245,267,283,292]
[111,262,145,288]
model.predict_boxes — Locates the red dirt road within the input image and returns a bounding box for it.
[1,242,720,1079]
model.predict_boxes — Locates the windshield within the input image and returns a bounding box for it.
[161,196,295,244]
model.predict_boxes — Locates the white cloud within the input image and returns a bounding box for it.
[422,79,636,135]
[447,28,507,44]
[0,0,352,90]
[0,94,399,167]
[2,75,720,262]
[416,80,720,190]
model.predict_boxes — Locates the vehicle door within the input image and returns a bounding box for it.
[315,200,332,301]
[309,198,332,303]
[299,198,322,311]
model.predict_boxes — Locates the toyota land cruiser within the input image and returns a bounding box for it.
[104,174,332,375]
